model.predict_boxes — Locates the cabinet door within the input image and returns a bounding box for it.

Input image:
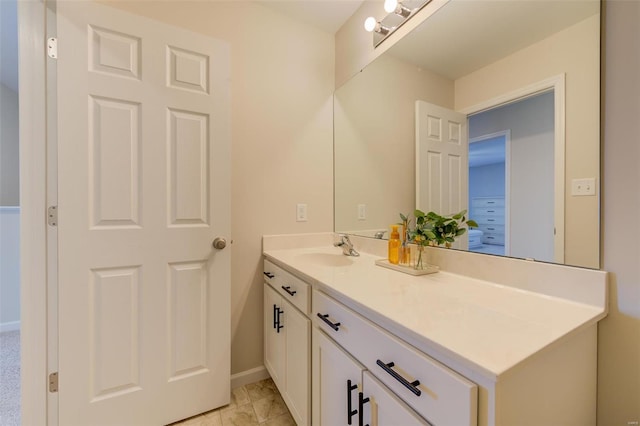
[362,371,430,426]
[283,303,311,425]
[264,284,284,385]
[312,328,365,426]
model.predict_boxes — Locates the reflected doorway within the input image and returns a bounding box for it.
[467,90,556,263]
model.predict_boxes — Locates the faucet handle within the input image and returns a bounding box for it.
[333,233,348,247]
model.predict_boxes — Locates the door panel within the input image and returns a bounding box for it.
[312,328,365,426]
[415,100,469,250]
[57,2,230,424]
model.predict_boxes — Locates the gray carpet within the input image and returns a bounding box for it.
[0,330,20,426]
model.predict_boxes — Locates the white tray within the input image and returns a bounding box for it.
[374,259,439,275]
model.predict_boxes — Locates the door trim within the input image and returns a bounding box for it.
[18,1,50,425]
[460,74,565,264]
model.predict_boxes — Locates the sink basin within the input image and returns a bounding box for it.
[295,252,354,267]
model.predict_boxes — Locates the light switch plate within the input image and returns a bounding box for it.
[357,204,366,220]
[571,178,597,196]
[296,203,308,222]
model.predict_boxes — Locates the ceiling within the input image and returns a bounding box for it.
[258,0,364,34]
[389,0,600,80]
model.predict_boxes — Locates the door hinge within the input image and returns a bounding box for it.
[47,37,58,59]
[47,206,58,226]
[49,372,58,393]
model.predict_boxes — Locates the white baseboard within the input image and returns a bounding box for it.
[230,365,271,389]
[0,321,20,333]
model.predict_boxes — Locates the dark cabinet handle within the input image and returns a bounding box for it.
[281,285,297,296]
[272,304,278,330]
[347,380,358,425]
[317,313,341,331]
[276,307,283,333]
[273,304,283,333]
[376,359,421,396]
[264,272,275,279]
[358,392,370,426]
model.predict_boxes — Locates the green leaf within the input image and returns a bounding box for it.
[414,209,425,218]
[456,228,466,236]
[466,220,479,228]
[400,213,408,221]
[445,237,455,242]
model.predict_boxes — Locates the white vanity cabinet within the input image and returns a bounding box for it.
[313,289,477,426]
[312,328,427,426]
[263,237,607,426]
[263,260,311,426]
[311,328,365,426]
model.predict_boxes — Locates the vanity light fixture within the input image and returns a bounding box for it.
[364,17,391,35]
[365,0,432,48]
[384,0,412,18]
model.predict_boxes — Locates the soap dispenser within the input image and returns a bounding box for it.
[388,225,401,264]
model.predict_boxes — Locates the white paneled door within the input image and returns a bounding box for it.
[415,100,469,250]
[56,2,230,424]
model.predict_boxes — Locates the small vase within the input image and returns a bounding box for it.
[412,245,427,270]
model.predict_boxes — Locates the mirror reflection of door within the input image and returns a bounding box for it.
[468,91,556,263]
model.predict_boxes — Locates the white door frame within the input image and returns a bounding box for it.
[18,0,53,425]
[460,74,565,264]
[469,130,511,256]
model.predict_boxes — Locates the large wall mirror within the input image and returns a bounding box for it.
[334,0,601,269]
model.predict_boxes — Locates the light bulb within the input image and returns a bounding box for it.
[364,17,377,32]
[384,0,398,13]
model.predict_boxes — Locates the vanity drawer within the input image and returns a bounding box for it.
[473,215,504,226]
[482,232,505,245]
[313,290,477,426]
[479,224,505,234]
[264,259,310,315]
[471,197,504,208]
[473,206,504,216]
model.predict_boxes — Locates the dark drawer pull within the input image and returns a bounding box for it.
[487,210,495,213]
[347,380,358,425]
[317,313,341,331]
[264,271,275,279]
[376,360,421,396]
[281,285,297,296]
[358,392,370,426]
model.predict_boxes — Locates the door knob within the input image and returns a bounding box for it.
[212,237,227,250]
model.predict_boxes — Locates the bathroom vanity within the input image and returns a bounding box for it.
[262,233,608,426]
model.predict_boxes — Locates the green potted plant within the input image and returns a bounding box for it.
[403,209,478,269]
[420,209,478,248]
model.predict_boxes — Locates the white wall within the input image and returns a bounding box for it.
[599,1,640,424]
[0,207,20,330]
[104,0,335,375]
[0,83,20,206]
[334,53,453,234]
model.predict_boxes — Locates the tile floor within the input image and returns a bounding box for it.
[172,378,295,426]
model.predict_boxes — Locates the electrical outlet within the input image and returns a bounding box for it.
[358,204,366,220]
[296,203,308,222]
[571,178,596,196]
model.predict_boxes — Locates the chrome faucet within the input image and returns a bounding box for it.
[334,234,360,256]
[374,230,386,239]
